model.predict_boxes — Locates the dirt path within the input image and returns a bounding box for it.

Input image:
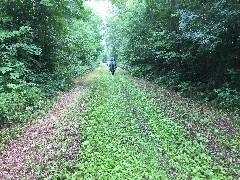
[0,64,104,179]
[0,84,84,179]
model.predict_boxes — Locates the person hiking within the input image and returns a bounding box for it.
[109,57,117,75]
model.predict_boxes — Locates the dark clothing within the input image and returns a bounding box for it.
[111,69,115,75]
[109,60,117,75]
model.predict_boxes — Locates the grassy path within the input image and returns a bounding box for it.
[70,66,166,179]
[53,64,236,179]
[1,63,238,179]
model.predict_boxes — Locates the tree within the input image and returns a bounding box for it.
[106,0,240,110]
[0,0,103,125]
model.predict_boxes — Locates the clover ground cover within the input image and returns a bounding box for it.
[116,75,231,179]
[69,69,168,179]
[52,65,235,179]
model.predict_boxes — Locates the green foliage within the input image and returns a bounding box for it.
[106,0,240,111]
[0,1,102,131]
[53,67,167,179]
[50,65,233,179]
[56,6,103,79]
[213,88,240,110]
[118,74,234,179]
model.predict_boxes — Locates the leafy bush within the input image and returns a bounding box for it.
[0,85,48,126]
[0,1,102,127]
[213,88,240,111]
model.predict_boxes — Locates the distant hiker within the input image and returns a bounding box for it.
[109,57,117,75]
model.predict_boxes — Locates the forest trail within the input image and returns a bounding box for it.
[0,63,239,179]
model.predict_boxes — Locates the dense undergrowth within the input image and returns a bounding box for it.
[0,1,102,151]
[106,0,240,112]
[49,64,238,179]
[0,0,102,125]
[130,67,240,114]
[0,65,96,152]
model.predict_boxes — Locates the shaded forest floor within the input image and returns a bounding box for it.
[0,63,239,179]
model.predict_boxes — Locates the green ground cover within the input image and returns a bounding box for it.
[52,64,235,179]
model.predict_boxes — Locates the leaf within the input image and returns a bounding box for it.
[0,67,13,74]
[6,83,19,89]
[40,0,54,6]
[10,72,20,80]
